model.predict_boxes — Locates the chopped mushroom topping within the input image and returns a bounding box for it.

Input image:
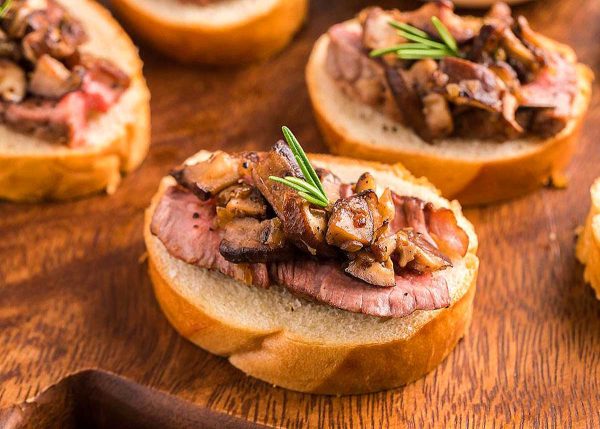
[346,250,395,287]
[160,144,469,291]
[28,54,82,98]
[326,190,378,252]
[354,172,376,193]
[0,59,25,102]
[395,229,451,272]
[0,0,130,145]
[219,217,294,263]
[171,151,257,200]
[326,1,580,141]
[215,183,268,227]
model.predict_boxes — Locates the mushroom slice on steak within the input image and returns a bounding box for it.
[385,67,434,141]
[0,59,26,102]
[354,172,376,193]
[19,1,88,63]
[468,22,505,64]
[485,2,513,27]
[219,217,294,263]
[370,225,397,262]
[28,54,82,98]
[171,151,257,200]
[252,141,335,257]
[326,190,378,252]
[501,27,539,74]
[346,250,395,287]
[395,229,451,273]
[215,184,268,227]
[439,57,504,112]
[438,57,523,136]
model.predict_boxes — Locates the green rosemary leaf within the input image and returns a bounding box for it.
[388,21,429,38]
[393,43,453,53]
[270,127,330,207]
[431,16,458,54]
[397,49,454,60]
[281,126,327,198]
[281,126,315,187]
[371,18,460,61]
[395,29,447,50]
[268,176,311,195]
[298,192,328,208]
[0,0,12,17]
[369,45,405,57]
[282,177,327,202]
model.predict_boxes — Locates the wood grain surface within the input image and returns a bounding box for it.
[1,0,600,427]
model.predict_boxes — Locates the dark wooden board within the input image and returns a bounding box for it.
[1,0,600,427]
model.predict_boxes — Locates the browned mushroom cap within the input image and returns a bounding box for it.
[170,151,258,201]
[0,59,26,102]
[395,229,451,273]
[438,57,523,134]
[345,250,396,287]
[354,172,376,193]
[385,66,435,141]
[28,54,82,99]
[326,190,378,252]
[215,184,268,227]
[19,1,87,63]
[219,217,295,263]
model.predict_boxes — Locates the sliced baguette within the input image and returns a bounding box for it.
[0,0,151,202]
[306,22,594,205]
[576,179,600,299]
[110,0,308,64]
[144,151,480,394]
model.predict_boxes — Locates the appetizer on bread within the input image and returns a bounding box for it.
[0,0,150,202]
[577,179,600,299]
[307,1,593,205]
[110,0,308,64]
[144,128,479,394]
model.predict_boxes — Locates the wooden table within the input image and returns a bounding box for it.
[1,0,599,427]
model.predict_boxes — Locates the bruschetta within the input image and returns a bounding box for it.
[144,127,479,394]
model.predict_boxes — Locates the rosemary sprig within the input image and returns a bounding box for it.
[269,126,329,208]
[370,17,460,60]
[0,0,11,17]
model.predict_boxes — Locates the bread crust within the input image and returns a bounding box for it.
[110,0,308,64]
[306,29,594,206]
[144,153,479,394]
[0,0,151,202]
[576,179,600,299]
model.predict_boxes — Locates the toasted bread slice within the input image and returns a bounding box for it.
[306,21,594,205]
[0,0,151,202]
[577,179,600,299]
[144,151,479,394]
[110,0,308,64]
